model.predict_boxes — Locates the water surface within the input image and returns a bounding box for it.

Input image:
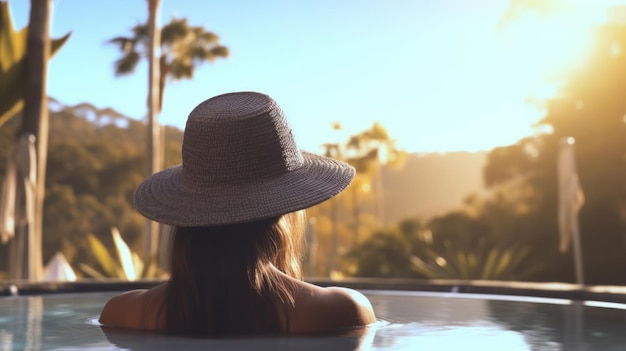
[1,290,625,350]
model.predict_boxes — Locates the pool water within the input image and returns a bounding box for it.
[1,290,625,350]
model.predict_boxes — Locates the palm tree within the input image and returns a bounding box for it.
[16,0,52,280]
[108,16,229,112]
[144,0,161,261]
[322,139,343,276]
[0,1,70,280]
[345,122,404,245]
[109,10,227,262]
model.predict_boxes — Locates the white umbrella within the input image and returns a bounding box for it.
[43,252,76,282]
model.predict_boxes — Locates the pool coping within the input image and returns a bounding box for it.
[1,278,626,304]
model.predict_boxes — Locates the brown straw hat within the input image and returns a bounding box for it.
[133,91,355,226]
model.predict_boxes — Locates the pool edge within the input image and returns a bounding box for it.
[2,278,626,304]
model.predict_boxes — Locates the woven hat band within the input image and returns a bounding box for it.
[181,97,304,188]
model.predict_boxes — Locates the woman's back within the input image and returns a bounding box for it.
[100,219,375,336]
[99,275,375,334]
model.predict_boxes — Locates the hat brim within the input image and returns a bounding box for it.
[133,152,355,226]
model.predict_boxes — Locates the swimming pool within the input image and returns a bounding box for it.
[1,281,625,350]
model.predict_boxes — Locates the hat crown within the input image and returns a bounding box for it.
[181,92,304,189]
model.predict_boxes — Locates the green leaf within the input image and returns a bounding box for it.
[50,31,71,58]
[0,1,70,128]
[111,227,137,281]
[0,3,28,65]
[78,263,106,279]
[141,252,161,278]
[494,250,512,278]
[481,249,498,280]
[86,233,118,277]
[0,2,27,127]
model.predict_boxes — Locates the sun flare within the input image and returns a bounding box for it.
[495,1,615,102]
[439,1,626,153]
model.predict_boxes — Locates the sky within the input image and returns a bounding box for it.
[9,0,626,154]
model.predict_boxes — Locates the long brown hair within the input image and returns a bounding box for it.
[161,211,305,336]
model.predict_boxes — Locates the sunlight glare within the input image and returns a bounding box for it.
[497,4,600,101]
[435,1,626,153]
[611,42,622,56]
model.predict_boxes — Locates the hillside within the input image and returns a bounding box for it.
[381,151,488,223]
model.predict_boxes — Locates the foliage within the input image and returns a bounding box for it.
[345,213,540,280]
[481,23,626,284]
[326,122,405,244]
[0,101,183,278]
[1,101,408,280]
[0,1,70,127]
[311,122,406,276]
[343,220,421,278]
[410,238,538,280]
[79,228,164,280]
[345,122,405,174]
[108,17,228,109]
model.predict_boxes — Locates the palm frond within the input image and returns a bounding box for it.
[168,59,193,80]
[209,45,229,59]
[161,18,188,44]
[78,263,107,279]
[196,30,218,43]
[0,1,70,127]
[107,36,133,48]
[131,23,149,40]
[111,227,137,281]
[113,51,140,76]
[85,233,119,277]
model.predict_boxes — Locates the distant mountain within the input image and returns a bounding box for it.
[381,151,488,223]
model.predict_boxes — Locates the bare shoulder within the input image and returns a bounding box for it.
[291,281,376,333]
[319,286,376,326]
[99,284,165,330]
[99,289,146,328]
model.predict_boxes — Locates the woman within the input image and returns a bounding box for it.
[99,91,376,336]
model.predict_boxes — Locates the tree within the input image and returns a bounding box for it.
[0,1,69,127]
[0,0,70,280]
[482,23,626,284]
[9,0,51,280]
[321,135,344,276]
[344,122,404,244]
[344,220,422,278]
[108,16,229,111]
[0,99,184,279]
[144,0,161,261]
[345,211,540,280]
[108,12,228,261]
